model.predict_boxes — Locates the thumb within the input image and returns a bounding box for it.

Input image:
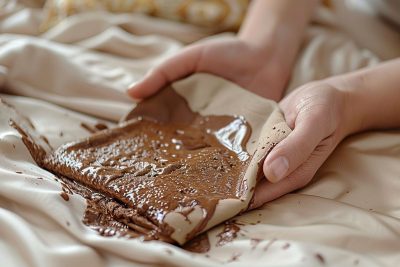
[263,114,325,183]
[127,46,202,99]
[251,143,334,208]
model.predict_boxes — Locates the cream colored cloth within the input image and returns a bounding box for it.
[1,0,400,266]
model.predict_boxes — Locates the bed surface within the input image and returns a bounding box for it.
[1,1,400,266]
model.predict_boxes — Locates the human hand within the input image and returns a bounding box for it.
[251,77,360,208]
[127,36,292,101]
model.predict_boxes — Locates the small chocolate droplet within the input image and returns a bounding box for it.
[60,192,69,201]
[315,253,325,264]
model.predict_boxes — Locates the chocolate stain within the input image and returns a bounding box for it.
[182,233,210,253]
[94,123,108,131]
[80,122,96,133]
[10,88,252,248]
[315,253,325,264]
[250,238,262,249]
[60,192,69,201]
[81,122,109,133]
[227,252,241,262]
[216,220,241,246]
[263,238,277,251]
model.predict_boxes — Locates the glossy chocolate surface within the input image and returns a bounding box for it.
[12,88,252,245]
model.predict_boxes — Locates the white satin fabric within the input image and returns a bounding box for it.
[1,0,400,266]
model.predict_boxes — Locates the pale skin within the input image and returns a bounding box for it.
[252,58,400,208]
[127,0,400,208]
[128,0,319,101]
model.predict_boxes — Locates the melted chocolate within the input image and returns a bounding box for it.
[10,88,252,245]
[43,114,250,240]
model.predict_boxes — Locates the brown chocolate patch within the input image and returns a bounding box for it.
[11,88,252,244]
[60,192,69,201]
[43,115,250,242]
[94,123,108,131]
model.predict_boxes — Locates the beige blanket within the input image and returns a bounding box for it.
[1,0,400,266]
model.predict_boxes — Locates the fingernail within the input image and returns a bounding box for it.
[268,156,288,182]
[127,81,139,91]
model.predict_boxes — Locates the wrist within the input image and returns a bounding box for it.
[238,21,299,68]
[326,74,368,138]
[238,0,317,71]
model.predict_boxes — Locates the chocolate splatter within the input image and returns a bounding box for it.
[60,192,69,201]
[216,220,241,246]
[94,123,108,131]
[227,252,242,262]
[81,122,108,133]
[263,238,277,251]
[250,238,262,249]
[315,253,325,264]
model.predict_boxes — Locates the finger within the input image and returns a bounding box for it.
[263,112,326,183]
[279,96,297,129]
[251,142,334,209]
[127,46,202,99]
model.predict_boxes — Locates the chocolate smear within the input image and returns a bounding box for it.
[9,88,252,245]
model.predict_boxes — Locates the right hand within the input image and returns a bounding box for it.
[251,77,360,208]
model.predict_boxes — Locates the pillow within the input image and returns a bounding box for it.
[41,0,249,32]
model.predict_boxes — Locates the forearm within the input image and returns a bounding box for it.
[238,0,318,67]
[340,58,400,134]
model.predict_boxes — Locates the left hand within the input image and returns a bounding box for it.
[127,36,292,101]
